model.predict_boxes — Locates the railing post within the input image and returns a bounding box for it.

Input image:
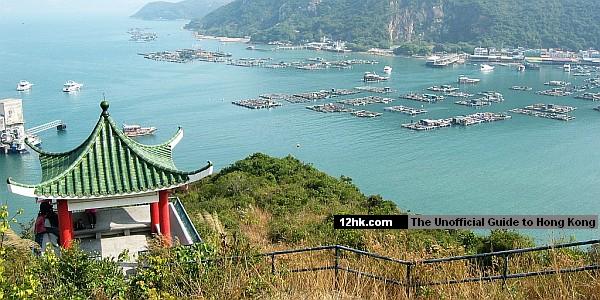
[334,246,340,288]
[405,263,412,297]
[502,254,509,288]
[271,254,276,275]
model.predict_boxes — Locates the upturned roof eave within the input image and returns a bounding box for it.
[7,164,213,200]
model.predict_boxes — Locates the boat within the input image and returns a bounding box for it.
[480,64,495,72]
[62,80,82,92]
[16,80,33,91]
[524,62,540,70]
[458,75,480,84]
[517,64,526,72]
[563,64,571,72]
[122,124,157,137]
[363,72,388,82]
[383,66,392,74]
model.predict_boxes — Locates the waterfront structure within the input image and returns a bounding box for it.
[7,101,213,249]
[0,99,26,153]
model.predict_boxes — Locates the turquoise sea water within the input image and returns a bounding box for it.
[1,16,599,243]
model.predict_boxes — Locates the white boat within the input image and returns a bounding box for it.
[123,124,157,137]
[517,64,526,72]
[16,80,33,91]
[383,66,392,74]
[563,64,571,72]
[480,64,495,72]
[62,80,82,92]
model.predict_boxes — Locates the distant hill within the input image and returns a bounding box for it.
[185,0,600,51]
[132,0,232,20]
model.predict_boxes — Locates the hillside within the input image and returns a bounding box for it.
[185,0,600,51]
[132,0,231,20]
[2,154,600,299]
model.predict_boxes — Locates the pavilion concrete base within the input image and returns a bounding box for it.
[79,234,149,261]
[74,205,152,260]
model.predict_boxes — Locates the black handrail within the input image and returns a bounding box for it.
[135,239,600,291]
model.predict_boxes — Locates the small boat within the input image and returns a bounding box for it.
[480,64,495,72]
[563,64,571,72]
[62,80,82,92]
[123,124,157,137]
[383,65,392,74]
[16,80,33,91]
[517,64,525,72]
[363,72,388,82]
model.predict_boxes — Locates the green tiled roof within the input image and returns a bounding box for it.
[7,101,211,198]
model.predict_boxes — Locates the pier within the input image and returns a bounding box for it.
[426,53,467,67]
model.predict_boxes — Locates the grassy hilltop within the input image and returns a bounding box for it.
[1,154,599,299]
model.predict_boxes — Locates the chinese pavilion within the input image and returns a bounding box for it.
[7,101,212,248]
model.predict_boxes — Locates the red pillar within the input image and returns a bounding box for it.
[57,200,73,248]
[150,202,160,234]
[69,211,74,239]
[158,190,171,246]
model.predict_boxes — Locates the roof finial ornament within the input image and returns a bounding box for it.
[100,100,109,116]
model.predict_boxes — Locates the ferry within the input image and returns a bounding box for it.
[123,124,157,137]
[480,64,495,72]
[62,80,82,92]
[383,66,392,74]
[16,80,33,91]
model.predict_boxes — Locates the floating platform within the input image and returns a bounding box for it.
[354,86,393,94]
[536,88,572,97]
[510,86,533,91]
[232,99,282,109]
[306,103,353,113]
[351,110,382,118]
[509,103,576,121]
[427,85,459,93]
[575,92,600,101]
[384,105,427,115]
[402,112,510,130]
[337,96,393,106]
[400,93,444,103]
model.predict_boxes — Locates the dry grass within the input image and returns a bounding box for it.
[189,233,600,300]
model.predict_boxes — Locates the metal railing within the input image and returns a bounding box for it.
[194,239,600,296]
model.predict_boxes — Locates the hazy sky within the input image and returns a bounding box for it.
[0,0,157,16]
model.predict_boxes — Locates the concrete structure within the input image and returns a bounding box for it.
[7,101,212,251]
[0,98,26,153]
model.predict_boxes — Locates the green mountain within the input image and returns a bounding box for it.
[185,0,600,51]
[132,0,232,20]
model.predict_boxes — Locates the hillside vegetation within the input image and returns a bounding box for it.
[186,0,600,51]
[1,154,599,299]
[132,0,231,20]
